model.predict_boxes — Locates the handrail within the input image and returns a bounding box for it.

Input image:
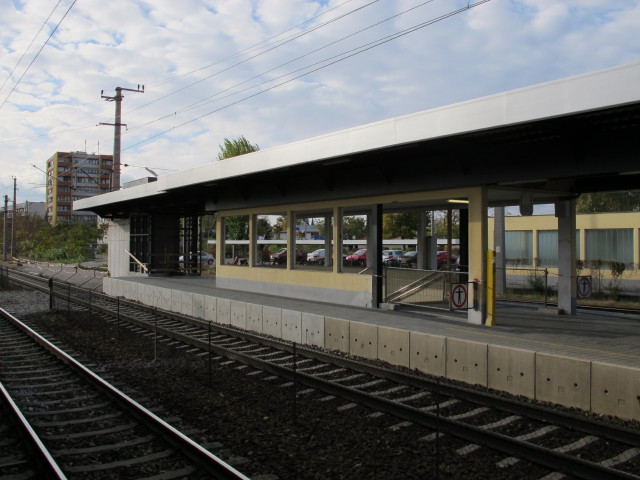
[124,249,149,273]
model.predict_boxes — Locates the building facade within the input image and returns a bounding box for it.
[46,151,114,225]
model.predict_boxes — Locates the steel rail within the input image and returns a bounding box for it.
[7,268,640,449]
[0,307,250,480]
[0,381,67,480]
[5,268,640,479]
[48,297,640,480]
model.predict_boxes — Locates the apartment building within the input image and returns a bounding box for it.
[45,151,114,225]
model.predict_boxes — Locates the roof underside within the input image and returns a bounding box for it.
[89,101,640,218]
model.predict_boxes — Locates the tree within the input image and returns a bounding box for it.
[273,216,287,239]
[256,216,273,239]
[383,211,420,239]
[18,220,106,261]
[217,135,259,160]
[577,191,640,213]
[342,215,367,240]
[432,209,460,240]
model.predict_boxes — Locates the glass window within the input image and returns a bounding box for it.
[223,215,249,266]
[342,211,369,273]
[254,213,286,268]
[585,229,633,265]
[505,230,533,266]
[537,230,557,267]
[294,212,333,271]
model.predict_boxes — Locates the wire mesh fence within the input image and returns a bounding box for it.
[384,267,471,311]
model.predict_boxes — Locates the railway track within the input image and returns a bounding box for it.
[4,267,640,479]
[0,305,250,480]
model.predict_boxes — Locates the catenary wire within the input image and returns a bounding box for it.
[123,1,491,152]
[147,0,360,88]
[0,0,64,94]
[122,0,438,135]
[125,0,380,115]
[0,0,78,112]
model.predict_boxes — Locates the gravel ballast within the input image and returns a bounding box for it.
[0,288,558,479]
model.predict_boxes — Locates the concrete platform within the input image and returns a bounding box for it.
[106,275,640,422]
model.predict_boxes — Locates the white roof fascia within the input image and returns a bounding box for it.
[75,61,640,212]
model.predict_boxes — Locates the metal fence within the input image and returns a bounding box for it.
[384,267,471,311]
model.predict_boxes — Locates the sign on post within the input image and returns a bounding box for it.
[577,276,592,298]
[451,283,468,310]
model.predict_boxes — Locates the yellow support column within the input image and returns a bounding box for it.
[467,186,488,324]
[486,250,495,326]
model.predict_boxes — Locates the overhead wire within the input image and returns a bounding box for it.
[123,0,492,152]
[0,0,78,112]
[147,0,360,88]
[125,0,381,115]
[122,0,437,135]
[0,0,64,94]
[2,0,374,147]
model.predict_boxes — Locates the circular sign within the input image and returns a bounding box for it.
[577,276,592,298]
[451,284,468,309]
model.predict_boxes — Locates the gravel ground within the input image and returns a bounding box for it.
[0,287,568,479]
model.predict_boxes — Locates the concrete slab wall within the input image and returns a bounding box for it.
[230,300,247,330]
[181,291,194,316]
[282,310,302,343]
[445,338,488,386]
[350,321,377,361]
[263,306,282,338]
[410,332,446,377]
[536,353,591,411]
[377,326,410,368]
[302,313,324,347]
[217,298,231,325]
[247,303,263,333]
[325,316,349,353]
[110,277,639,421]
[591,362,640,421]
[488,345,535,398]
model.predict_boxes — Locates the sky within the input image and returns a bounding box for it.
[1,0,639,206]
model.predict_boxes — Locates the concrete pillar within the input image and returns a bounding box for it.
[556,199,577,315]
[494,207,506,295]
[467,187,488,325]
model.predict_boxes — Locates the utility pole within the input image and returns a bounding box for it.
[3,195,7,262]
[11,177,16,258]
[100,85,144,191]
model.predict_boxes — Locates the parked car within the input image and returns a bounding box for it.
[179,251,215,265]
[345,248,367,266]
[398,250,417,268]
[307,248,326,265]
[437,251,459,270]
[382,249,404,267]
[270,248,304,265]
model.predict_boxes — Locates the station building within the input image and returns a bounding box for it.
[489,211,640,298]
[75,62,640,325]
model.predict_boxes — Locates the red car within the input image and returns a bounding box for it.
[345,248,367,266]
[437,251,459,270]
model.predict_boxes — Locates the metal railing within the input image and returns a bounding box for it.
[384,266,470,311]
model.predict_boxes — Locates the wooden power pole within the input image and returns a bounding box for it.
[100,85,144,191]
